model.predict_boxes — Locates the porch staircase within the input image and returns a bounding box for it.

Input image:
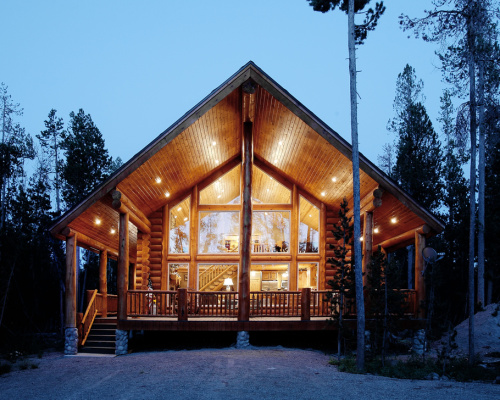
[79,317,117,355]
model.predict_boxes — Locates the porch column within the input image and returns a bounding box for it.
[99,249,108,318]
[117,212,130,321]
[64,232,78,355]
[239,121,253,321]
[362,211,373,288]
[415,232,426,318]
[161,204,169,290]
[189,186,198,291]
[289,185,299,291]
[318,203,326,290]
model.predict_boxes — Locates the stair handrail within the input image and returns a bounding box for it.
[80,289,98,346]
[199,265,237,291]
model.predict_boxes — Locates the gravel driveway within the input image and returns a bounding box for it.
[1,348,499,400]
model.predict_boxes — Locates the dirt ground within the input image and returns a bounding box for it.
[1,348,499,400]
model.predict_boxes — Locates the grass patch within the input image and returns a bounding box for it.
[329,355,500,382]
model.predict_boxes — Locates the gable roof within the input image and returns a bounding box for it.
[50,61,444,253]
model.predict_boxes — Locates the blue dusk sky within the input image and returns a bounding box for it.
[1,1,449,166]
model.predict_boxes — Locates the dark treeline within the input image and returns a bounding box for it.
[0,94,122,351]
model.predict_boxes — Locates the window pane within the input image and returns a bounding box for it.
[252,211,290,253]
[199,165,241,205]
[199,212,240,254]
[169,196,190,253]
[252,166,291,204]
[168,263,188,290]
[251,264,289,291]
[299,196,319,253]
[198,264,238,291]
[298,263,318,290]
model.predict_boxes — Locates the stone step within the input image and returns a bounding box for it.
[79,346,115,355]
[85,340,116,348]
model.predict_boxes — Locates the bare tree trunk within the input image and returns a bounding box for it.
[477,60,485,306]
[348,0,365,372]
[467,10,477,366]
[407,245,413,289]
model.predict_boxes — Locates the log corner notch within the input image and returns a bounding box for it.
[111,189,152,234]
[347,186,383,220]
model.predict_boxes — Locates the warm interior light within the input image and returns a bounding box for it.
[174,216,177,219]
[183,217,188,221]
[332,177,337,182]
[374,228,379,234]
[217,195,222,198]
[212,141,216,146]
[155,177,161,183]
[266,188,269,192]
[391,217,397,224]
[278,141,283,146]
[177,207,182,211]
[224,278,234,291]
[95,218,101,225]
[282,272,289,279]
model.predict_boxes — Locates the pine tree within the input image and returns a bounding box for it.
[37,109,65,214]
[61,109,112,209]
[326,198,356,359]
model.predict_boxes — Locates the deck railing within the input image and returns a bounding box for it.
[249,291,301,317]
[122,288,418,320]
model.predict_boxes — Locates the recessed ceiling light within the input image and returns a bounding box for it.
[215,159,219,163]
[321,192,326,196]
[270,177,273,180]
[391,217,397,224]
[110,228,116,234]
[177,207,182,211]
[217,195,222,198]
[165,191,170,198]
[274,159,278,163]
[265,212,268,216]
[266,188,269,192]
[278,141,283,146]
[95,218,101,225]
[183,217,188,221]
[309,214,312,218]
[174,215,177,219]
[332,177,337,182]
[360,237,364,241]
[374,228,379,234]
[212,141,216,146]
[155,177,161,183]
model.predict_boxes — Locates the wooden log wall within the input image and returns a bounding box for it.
[136,233,151,290]
[325,207,338,288]
[149,210,163,289]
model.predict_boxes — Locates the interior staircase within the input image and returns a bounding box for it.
[79,317,117,355]
[199,265,238,291]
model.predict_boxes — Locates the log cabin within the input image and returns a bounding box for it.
[50,61,444,355]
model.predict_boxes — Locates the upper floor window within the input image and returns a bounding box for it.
[199,165,241,205]
[299,196,319,253]
[169,196,190,254]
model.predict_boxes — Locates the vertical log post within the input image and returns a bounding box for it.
[99,249,108,318]
[415,232,426,318]
[161,204,169,291]
[239,121,253,321]
[189,186,198,291]
[177,288,188,321]
[301,287,311,321]
[65,233,78,329]
[319,203,326,290]
[117,212,130,321]
[289,185,299,291]
[362,211,373,288]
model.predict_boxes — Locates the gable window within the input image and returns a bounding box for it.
[169,196,190,254]
[299,196,319,253]
[199,165,241,205]
[252,211,290,253]
[198,211,240,254]
[252,166,291,204]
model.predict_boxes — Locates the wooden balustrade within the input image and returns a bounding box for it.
[80,289,98,346]
[198,265,237,291]
[122,288,418,320]
[127,290,177,317]
[249,291,301,317]
[187,291,238,317]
